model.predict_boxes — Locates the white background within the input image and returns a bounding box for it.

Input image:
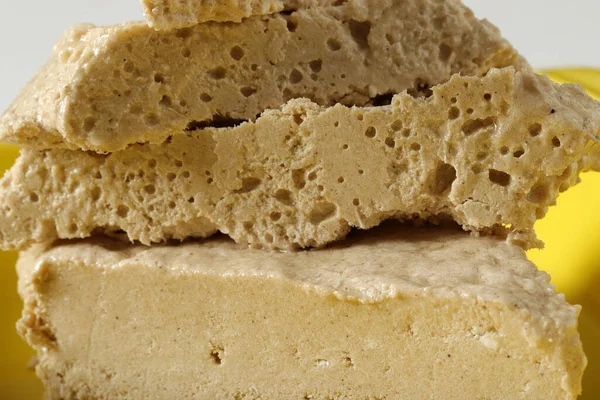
[0,0,599,112]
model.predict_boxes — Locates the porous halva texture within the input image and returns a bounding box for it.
[1,68,600,252]
[1,68,599,251]
[0,0,522,152]
[17,226,586,399]
[142,0,334,28]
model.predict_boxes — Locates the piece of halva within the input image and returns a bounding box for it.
[142,0,333,28]
[0,68,598,251]
[0,0,521,152]
[17,225,586,399]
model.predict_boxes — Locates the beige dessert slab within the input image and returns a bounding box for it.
[17,225,586,399]
[1,68,599,251]
[142,0,334,28]
[0,0,522,152]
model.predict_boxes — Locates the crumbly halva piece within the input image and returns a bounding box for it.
[1,68,599,252]
[142,0,335,28]
[0,0,522,152]
[17,226,586,399]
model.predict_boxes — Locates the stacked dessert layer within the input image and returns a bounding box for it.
[143,0,344,26]
[18,226,585,399]
[0,0,523,152]
[0,0,595,398]
[1,69,599,251]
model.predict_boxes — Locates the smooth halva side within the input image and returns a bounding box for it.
[17,226,586,399]
[0,0,523,152]
[0,68,598,251]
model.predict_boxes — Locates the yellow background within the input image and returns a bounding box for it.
[0,70,599,399]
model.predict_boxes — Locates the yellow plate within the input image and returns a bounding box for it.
[1,70,599,398]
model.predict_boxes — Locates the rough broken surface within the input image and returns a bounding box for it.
[17,226,586,399]
[142,0,335,28]
[1,68,599,251]
[0,0,522,152]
